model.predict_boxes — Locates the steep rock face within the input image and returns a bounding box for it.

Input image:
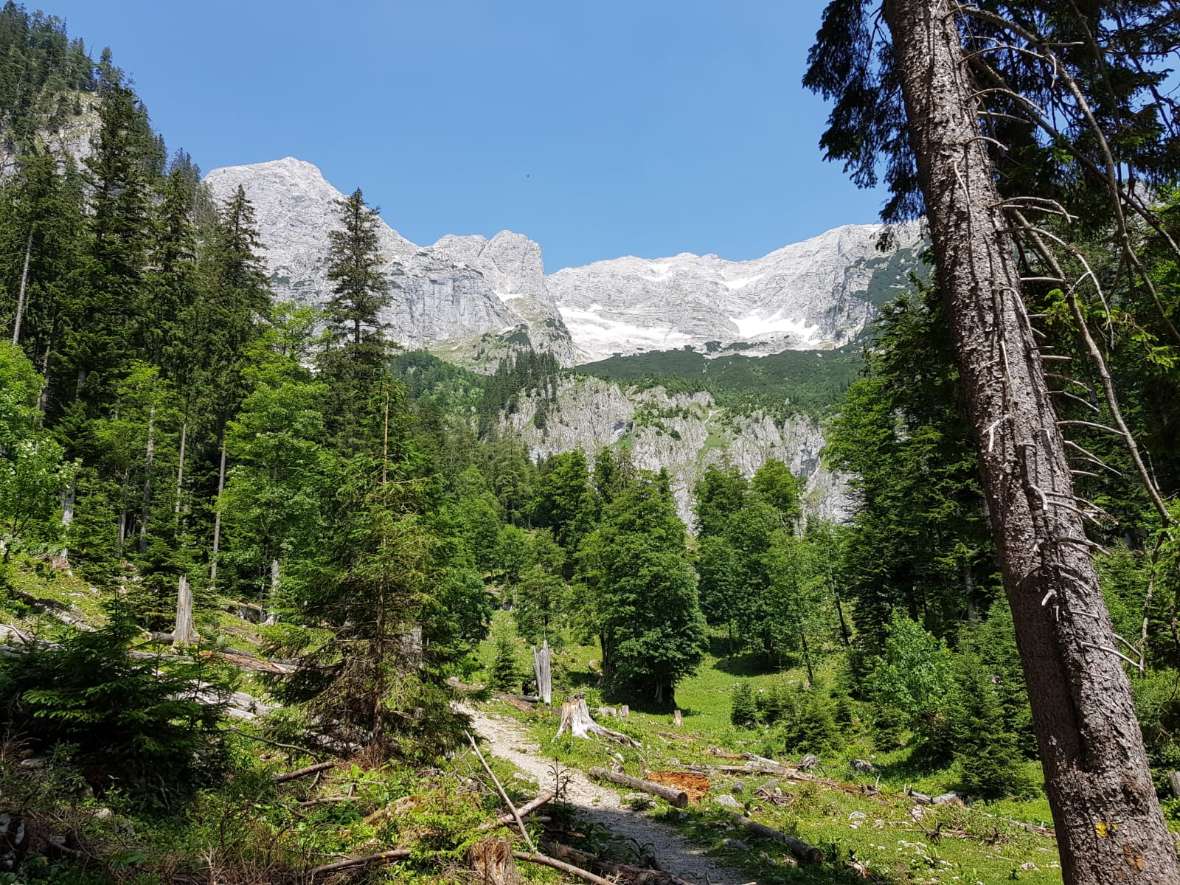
[501,376,851,526]
[1,92,98,174]
[203,158,577,368]
[548,222,924,362]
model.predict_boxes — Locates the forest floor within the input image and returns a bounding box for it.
[464,702,749,884]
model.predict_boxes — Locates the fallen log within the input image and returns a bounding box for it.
[513,851,614,885]
[543,840,691,884]
[307,847,410,879]
[477,791,555,832]
[273,760,335,784]
[729,814,823,864]
[588,768,688,808]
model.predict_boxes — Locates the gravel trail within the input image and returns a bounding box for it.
[464,706,748,884]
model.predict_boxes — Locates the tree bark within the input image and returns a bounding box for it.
[881,1,1178,881]
[469,838,521,885]
[587,768,688,808]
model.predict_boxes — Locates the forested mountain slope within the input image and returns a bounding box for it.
[3,2,1180,883]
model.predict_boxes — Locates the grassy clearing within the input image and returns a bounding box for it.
[476,617,1064,884]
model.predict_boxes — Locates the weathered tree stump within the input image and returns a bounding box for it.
[172,574,197,648]
[469,838,521,884]
[556,695,639,746]
[672,709,683,727]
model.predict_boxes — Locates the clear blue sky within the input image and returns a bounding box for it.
[47,0,885,270]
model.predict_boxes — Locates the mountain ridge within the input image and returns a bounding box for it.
[203,156,924,368]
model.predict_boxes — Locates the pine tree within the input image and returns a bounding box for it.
[491,626,520,692]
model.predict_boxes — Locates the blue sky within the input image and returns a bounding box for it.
[48,0,885,270]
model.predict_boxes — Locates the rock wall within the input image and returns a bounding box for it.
[500,376,852,527]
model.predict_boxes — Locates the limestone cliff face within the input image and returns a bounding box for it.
[500,376,851,526]
[203,158,578,369]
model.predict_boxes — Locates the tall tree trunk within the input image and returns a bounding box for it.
[10,231,31,346]
[174,419,187,524]
[209,436,227,587]
[139,404,156,553]
[881,2,1177,881]
[37,337,51,414]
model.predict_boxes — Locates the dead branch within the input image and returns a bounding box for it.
[465,730,537,853]
[273,761,335,785]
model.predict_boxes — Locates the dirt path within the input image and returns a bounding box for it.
[465,706,748,885]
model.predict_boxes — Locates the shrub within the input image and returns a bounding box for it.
[730,683,756,727]
[0,606,228,806]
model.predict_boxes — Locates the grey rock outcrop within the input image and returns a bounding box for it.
[501,376,852,526]
[203,158,577,368]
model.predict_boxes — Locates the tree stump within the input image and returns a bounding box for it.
[469,838,521,884]
[673,709,683,727]
[172,574,197,648]
[556,695,639,746]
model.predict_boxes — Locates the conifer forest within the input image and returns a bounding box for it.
[2,2,1180,882]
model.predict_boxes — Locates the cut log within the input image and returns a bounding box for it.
[556,695,640,747]
[470,838,521,884]
[588,768,688,808]
[729,814,823,864]
[532,640,552,705]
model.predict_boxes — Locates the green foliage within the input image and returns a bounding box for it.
[730,682,756,727]
[0,343,68,549]
[0,3,96,151]
[0,606,227,806]
[575,343,865,419]
[490,624,521,692]
[954,650,1036,801]
[826,287,996,654]
[867,613,957,763]
[578,466,707,706]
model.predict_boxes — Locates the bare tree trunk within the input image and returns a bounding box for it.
[265,558,279,624]
[54,477,75,568]
[209,436,226,587]
[37,337,51,414]
[532,640,552,705]
[881,2,1177,881]
[173,574,197,648]
[173,419,187,524]
[11,231,31,346]
[139,404,155,553]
